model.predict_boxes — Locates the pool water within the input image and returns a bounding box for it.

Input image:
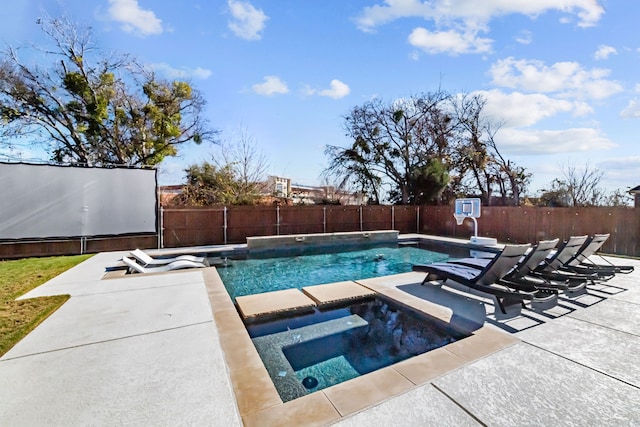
[217,244,452,300]
[248,297,469,402]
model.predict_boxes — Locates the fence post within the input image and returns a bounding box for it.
[391,205,395,230]
[158,206,164,248]
[323,206,327,234]
[359,206,363,231]
[223,206,228,245]
[276,205,280,235]
[416,206,420,233]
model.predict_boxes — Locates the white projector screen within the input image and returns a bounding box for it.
[0,163,157,239]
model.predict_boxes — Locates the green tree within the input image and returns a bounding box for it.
[325,91,454,205]
[538,179,572,207]
[171,163,243,206]
[0,16,214,166]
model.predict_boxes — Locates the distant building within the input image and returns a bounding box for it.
[158,185,184,206]
[265,175,367,205]
[629,185,640,208]
[291,183,367,205]
[158,176,368,206]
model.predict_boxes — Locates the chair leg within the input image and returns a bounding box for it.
[495,297,508,315]
[496,296,526,315]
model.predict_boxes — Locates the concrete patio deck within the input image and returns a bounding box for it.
[1,246,639,426]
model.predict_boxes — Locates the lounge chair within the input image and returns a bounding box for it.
[530,235,599,290]
[450,239,568,295]
[122,256,208,274]
[412,244,539,314]
[129,248,208,267]
[562,234,633,276]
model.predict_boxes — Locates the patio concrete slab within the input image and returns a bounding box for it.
[332,383,480,427]
[0,322,241,426]
[609,282,640,304]
[433,342,640,426]
[19,268,204,299]
[567,297,640,335]
[4,281,214,359]
[29,251,129,287]
[515,316,640,387]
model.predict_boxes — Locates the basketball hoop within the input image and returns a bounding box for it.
[454,198,481,238]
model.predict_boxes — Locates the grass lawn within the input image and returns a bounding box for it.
[0,254,93,356]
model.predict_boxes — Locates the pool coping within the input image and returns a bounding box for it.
[203,267,521,426]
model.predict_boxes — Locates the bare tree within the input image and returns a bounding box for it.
[539,161,606,207]
[213,125,270,197]
[484,122,531,206]
[449,93,530,206]
[561,161,605,206]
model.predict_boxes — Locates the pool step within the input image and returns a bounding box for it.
[236,289,317,322]
[236,281,377,322]
[302,281,375,307]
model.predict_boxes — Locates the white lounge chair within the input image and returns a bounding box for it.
[129,248,208,267]
[122,256,207,274]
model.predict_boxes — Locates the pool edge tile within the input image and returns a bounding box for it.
[446,325,520,361]
[229,361,283,417]
[204,270,283,418]
[393,346,467,385]
[323,366,414,417]
[242,391,341,427]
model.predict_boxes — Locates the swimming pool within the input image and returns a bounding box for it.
[216,243,458,300]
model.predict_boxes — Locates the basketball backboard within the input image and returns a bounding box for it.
[454,198,481,218]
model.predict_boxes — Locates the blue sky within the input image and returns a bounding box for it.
[2,0,640,195]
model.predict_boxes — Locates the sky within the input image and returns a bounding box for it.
[1,0,640,197]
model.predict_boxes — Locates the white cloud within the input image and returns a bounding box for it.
[489,57,623,100]
[151,63,212,80]
[318,80,351,99]
[252,76,288,96]
[594,44,617,60]
[408,27,492,55]
[620,99,640,119]
[302,80,351,99]
[598,156,640,171]
[494,127,616,155]
[480,89,590,127]
[107,0,163,36]
[227,0,268,40]
[515,30,533,45]
[596,157,640,189]
[355,0,605,32]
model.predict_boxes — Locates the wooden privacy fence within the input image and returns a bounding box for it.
[161,205,421,248]
[162,205,640,257]
[3,205,637,259]
[419,206,639,257]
